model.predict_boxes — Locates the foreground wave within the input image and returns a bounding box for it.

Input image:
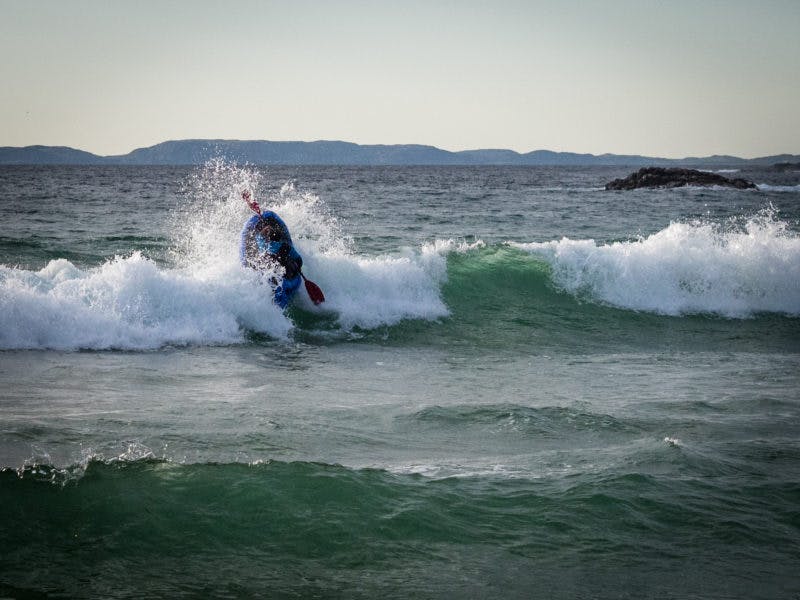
[2,458,798,599]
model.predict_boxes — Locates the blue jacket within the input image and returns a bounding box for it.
[240,211,303,308]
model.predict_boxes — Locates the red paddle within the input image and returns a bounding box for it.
[242,189,262,215]
[300,273,325,305]
[242,190,325,305]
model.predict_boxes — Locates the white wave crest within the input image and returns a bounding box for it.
[0,252,292,350]
[756,183,800,192]
[513,209,800,317]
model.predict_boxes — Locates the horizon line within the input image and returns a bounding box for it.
[3,139,799,162]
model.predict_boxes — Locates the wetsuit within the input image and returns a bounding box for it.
[240,211,303,308]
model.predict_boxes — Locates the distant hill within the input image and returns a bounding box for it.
[1,140,798,167]
[0,145,107,165]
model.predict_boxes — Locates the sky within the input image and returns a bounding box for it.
[1,0,798,158]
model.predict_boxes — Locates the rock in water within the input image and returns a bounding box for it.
[605,167,757,190]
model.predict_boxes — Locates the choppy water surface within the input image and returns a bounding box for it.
[1,164,799,598]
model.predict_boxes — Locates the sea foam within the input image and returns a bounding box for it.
[0,252,290,350]
[756,183,800,192]
[513,209,800,317]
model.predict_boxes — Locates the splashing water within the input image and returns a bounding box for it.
[174,160,449,329]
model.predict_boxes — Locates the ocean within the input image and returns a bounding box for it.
[1,163,799,599]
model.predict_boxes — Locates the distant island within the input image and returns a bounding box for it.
[1,140,798,167]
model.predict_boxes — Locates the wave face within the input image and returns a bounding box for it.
[2,456,799,599]
[513,209,800,318]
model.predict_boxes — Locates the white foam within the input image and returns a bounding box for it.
[0,252,292,350]
[513,208,800,317]
[756,183,800,192]
[390,462,529,479]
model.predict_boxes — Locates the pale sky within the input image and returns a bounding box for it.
[2,0,798,158]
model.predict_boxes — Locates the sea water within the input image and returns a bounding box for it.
[1,164,799,598]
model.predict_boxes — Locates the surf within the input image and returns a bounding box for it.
[512,207,800,318]
[2,162,797,351]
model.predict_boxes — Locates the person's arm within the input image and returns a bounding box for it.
[274,243,303,279]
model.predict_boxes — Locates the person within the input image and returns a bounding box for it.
[240,208,304,309]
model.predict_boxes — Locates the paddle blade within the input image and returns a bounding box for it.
[304,278,325,305]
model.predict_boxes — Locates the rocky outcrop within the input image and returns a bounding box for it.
[606,167,756,190]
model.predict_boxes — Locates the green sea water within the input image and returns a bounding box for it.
[1,165,799,598]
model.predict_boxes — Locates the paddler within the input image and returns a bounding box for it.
[240,190,325,308]
[240,197,304,308]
